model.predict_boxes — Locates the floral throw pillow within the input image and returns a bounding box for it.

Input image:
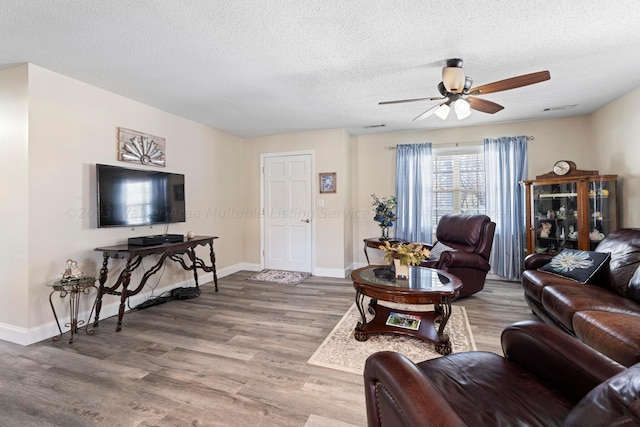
[538,249,610,284]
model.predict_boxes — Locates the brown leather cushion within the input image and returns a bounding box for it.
[594,228,640,297]
[436,214,490,248]
[628,266,640,303]
[417,352,573,426]
[541,284,640,331]
[522,270,578,304]
[565,363,640,426]
[574,311,640,367]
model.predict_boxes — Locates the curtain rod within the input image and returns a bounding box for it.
[385,135,534,150]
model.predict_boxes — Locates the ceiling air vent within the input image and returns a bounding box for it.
[543,105,577,112]
[364,124,386,129]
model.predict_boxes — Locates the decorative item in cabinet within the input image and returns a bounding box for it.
[522,164,618,255]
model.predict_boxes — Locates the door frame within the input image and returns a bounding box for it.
[260,150,316,273]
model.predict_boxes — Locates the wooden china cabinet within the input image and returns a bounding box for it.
[522,163,618,255]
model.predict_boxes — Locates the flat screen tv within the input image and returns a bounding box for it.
[96,164,186,228]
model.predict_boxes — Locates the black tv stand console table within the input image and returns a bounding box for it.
[93,235,218,332]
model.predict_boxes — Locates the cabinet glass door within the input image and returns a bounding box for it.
[532,182,578,254]
[588,179,617,250]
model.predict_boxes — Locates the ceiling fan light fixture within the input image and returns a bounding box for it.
[442,67,465,93]
[454,98,471,119]
[435,103,451,120]
[463,76,473,93]
[437,82,447,96]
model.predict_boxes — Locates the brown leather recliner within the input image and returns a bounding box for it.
[420,214,496,298]
[364,320,640,427]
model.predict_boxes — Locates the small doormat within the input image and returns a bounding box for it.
[248,269,311,285]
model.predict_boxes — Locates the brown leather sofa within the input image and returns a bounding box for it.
[364,320,640,427]
[522,228,640,367]
[420,214,495,298]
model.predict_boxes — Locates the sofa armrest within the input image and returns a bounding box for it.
[364,351,467,427]
[438,250,490,272]
[524,253,553,270]
[501,320,624,403]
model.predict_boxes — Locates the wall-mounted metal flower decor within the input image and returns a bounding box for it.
[117,127,166,167]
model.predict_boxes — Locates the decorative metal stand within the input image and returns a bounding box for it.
[48,277,98,343]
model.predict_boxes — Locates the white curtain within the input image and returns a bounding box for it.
[395,143,433,243]
[484,136,528,280]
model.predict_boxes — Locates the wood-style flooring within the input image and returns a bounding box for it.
[0,271,535,426]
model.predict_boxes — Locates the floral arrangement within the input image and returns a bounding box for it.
[371,193,397,228]
[378,241,430,266]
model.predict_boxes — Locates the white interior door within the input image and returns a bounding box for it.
[264,154,312,272]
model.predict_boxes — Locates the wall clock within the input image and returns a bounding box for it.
[552,160,576,176]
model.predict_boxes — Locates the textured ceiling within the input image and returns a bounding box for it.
[2,1,640,138]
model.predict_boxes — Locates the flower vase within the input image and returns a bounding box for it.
[393,258,409,279]
[380,225,389,240]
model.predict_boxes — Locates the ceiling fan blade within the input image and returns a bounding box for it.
[413,102,446,121]
[379,96,445,105]
[469,71,550,95]
[467,97,504,114]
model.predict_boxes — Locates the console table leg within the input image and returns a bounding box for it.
[116,260,133,332]
[93,254,109,327]
[209,242,218,292]
[187,248,199,288]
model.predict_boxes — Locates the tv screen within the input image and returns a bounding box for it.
[96,164,185,228]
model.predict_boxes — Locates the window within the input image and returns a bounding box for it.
[432,145,485,226]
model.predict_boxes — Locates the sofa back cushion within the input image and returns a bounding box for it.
[564,363,640,426]
[595,228,640,297]
[629,267,640,304]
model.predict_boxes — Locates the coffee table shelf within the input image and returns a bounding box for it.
[351,265,462,355]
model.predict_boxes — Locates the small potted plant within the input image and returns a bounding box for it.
[378,241,430,278]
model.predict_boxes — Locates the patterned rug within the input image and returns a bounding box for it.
[307,299,476,375]
[247,269,311,285]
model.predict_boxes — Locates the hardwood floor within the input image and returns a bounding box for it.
[0,272,535,427]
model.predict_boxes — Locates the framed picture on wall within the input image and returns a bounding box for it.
[319,172,336,193]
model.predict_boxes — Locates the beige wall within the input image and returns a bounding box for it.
[0,64,30,337]
[351,116,596,265]
[590,87,640,227]
[3,64,244,344]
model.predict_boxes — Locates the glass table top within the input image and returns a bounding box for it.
[48,276,97,290]
[356,266,461,293]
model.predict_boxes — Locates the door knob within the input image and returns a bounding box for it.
[301,218,311,223]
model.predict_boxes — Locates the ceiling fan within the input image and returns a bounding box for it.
[380,59,550,121]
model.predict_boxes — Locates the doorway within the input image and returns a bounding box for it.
[262,152,313,272]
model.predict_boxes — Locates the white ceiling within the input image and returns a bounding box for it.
[2,1,640,138]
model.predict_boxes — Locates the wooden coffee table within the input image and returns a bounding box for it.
[350,265,462,355]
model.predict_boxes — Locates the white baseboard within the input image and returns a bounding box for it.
[313,267,347,278]
[238,262,262,272]
[0,323,29,346]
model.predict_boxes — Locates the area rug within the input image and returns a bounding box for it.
[307,299,476,375]
[247,269,311,285]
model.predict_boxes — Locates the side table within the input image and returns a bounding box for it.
[48,277,98,343]
[363,237,406,265]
